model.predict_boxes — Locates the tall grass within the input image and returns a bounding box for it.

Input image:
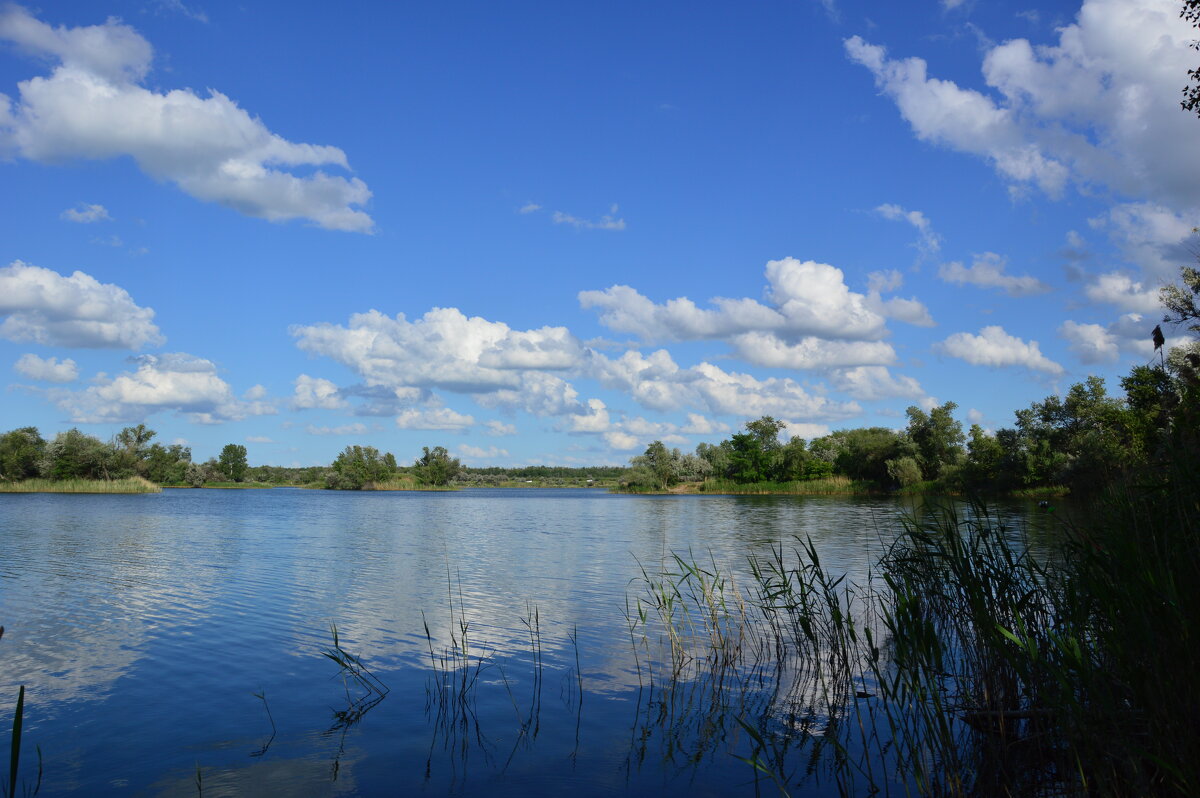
[697,476,875,495]
[627,483,1199,796]
[0,476,160,494]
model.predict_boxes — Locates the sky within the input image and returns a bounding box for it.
[1,0,1197,468]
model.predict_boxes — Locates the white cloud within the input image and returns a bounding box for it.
[292,307,584,396]
[1092,203,1196,280]
[0,260,163,349]
[779,422,832,440]
[679,413,730,436]
[0,6,372,232]
[14,353,77,382]
[49,352,275,423]
[306,422,367,436]
[937,325,1064,374]
[292,374,347,409]
[60,203,111,223]
[568,398,610,433]
[867,269,904,294]
[845,35,1069,196]
[847,3,1200,210]
[604,430,641,451]
[484,419,517,436]
[243,384,267,400]
[518,202,542,214]
[589,349,862,420]
[728,332,897,369]
[581,257,890,347]
[552,204,625,230]
[394,407,475,430]
[828,366,928,401]
[1059,320,1119,363]
[1083,271,1161,312]
[458,444,509,461]
[246,435,275,444]
[938,252,1051,296]
[876,203,942,255]
[1060,312,1162,363]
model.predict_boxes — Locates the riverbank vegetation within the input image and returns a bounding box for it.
[0,476,160,494]
[619,352,1196,498]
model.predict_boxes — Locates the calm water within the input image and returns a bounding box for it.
[0,489,1047,797]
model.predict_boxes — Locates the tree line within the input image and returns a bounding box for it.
[0,424,254,486]
[627,265,1200,494]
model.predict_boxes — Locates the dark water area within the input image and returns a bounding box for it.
[0,489,1052,796]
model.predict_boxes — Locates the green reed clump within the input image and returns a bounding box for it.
[698,476,874,495]
[0,476,160,494]
[630,475,1199,798]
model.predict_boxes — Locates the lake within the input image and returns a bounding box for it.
[0,488,1048,797]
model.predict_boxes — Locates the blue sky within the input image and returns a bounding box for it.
[1,0,1196,467]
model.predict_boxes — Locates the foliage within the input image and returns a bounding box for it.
[905,401,964,480]
[413,445,460,486]
[629,440,678,490]
[0,428,44,482]
[328,445,396,490]
[217,444,248,482]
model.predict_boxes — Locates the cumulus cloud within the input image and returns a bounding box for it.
[1060,312,1162,363]
[937,326,1064,374]
[1092,203,1197,280]
[292,374,346,409]
[48,352,275,422]
[679,413,731,436]
[1059,320,1119,363]
[568,398,610,433]
[848,0,1200,208]
[394,407,475,430]
[845,35,1069,196]
[938,252,1051,296]
[292,307,584,396]
[484,419,517,436]
[0,260,163,349]
[580,258,927,368]
[1083,271,1162,312]
[552,204,625,230]
[589,349,862,420]
[0,6,372,231]
[827,366,928,401]
[14,353,78,382]
[60,203,111,223]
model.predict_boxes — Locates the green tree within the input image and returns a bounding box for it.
[142,443,191,484]
[414,445,461,486]
[116,424,156,456]
[218,444,249,482]
[42,428,112,480]
[0,427,45,481]
[834,427,914,484]
[905,401,965,480]
[1161,264,1200,333]
[963,424,1005,488]
[885,456,923,488]
[328,445,396,489]
[630,440,678,490]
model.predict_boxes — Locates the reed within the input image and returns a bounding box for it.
[697,476,875,495]
[0,476,160,494]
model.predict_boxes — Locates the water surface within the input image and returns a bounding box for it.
[0,488,1045,796]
